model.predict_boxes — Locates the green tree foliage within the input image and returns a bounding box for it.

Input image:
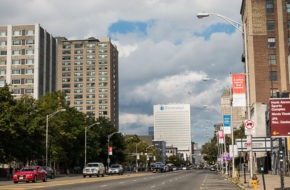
[0,89,126,173]
[167,155,182,167]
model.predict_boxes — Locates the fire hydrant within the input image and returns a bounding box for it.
[252,174,258,189]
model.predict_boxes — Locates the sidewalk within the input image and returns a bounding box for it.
[233,173,290,190]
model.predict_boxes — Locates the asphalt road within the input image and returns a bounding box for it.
[0,170,239,190]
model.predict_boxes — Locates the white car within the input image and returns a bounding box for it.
[83,162,105,178]
[108,164,123,175]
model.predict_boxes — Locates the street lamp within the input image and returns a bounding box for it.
[84,122,100,166]
[145,145,154,172]
[196,12,252,178]
[107,132,120,169]
[46,109,66,167]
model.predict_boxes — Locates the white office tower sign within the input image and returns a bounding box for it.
[154,104,192,163]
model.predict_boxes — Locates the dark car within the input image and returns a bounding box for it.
[41,166,54,179]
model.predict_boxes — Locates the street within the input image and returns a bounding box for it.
[0,170,239,190]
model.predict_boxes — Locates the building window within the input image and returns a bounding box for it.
[0,31,7,37]
[0,80,5,87]
[270,71,278,81]
[98,43,108,47]
[86,88,95,93]
[87,49,95,53]
[62,56,71,60]
[87,77,95,82]
[74,49,83,54]
[87,71,95,76]
[26,50,34,55]
[266,0,274,13]
[87,43,95,48]
[25,69,34,75]
[99,88,108,92]
[74,43,83,48]
[74,55,83,60]
[74,61,83,65]
[62,84,70,88]
[62,72,71,77]
[86,100,95,104]
[74,100,83,105]
[87,55,95,59]
[87,61,95,65]
[62,50,71,54]
[74,94,83,99]
[99,60,107,64]
[86,83,95,87]
[0,51,7,55]
[0,60,6,65]
[74,83,83,88]
[62,67,71,71]
[25,89,34,93]
[267,20,275,31]
[74,89,83,93]
[99,99,108,104]
[12,69,21,74]
[12,79,21,84]
[86,105,95,110]
[62,78,70,82]
[87,66,95,70]
[12,89,21,94]
[269,54,276,65]
[26,59,34,65]
[25,79,34,84]
[26,39,34,45]
[75,106,83,111]
[62,62,71,66]
[12,50,21,55]
[0,41,7,46]
[63,44,71,49]
[99,82,108,86]
[74,72,83,76]
[287,3,290,13]
[268,38,275,48]
[12,60,21,65]
[13,30,22,36]
[99,65,108,70]
[86,94,95,98]
[74,78,83,82]
[26,30,34,36]
[0,70,6,75]
[74,66,83,71]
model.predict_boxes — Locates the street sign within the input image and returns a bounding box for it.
[236,137,271,152]
[270,98,290,137]
[244,120,254,129]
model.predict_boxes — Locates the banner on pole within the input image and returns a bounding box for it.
[232,74,246,107]
[223,115,231,134]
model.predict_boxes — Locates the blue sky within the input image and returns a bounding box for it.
[0,0,243,147]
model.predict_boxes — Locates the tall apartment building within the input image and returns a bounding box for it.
[56,37,119,129]
[153,104,192,163]
[241,0,290,136]
[0,24,57,99]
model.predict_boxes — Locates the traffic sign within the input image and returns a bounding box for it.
[244,119,254,130]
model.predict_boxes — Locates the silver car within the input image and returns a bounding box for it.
[83,162,105,177]
[108,164,123,175]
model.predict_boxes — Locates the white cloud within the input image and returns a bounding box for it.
[0,0,243,146]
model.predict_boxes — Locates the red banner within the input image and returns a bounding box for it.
[232,74,246,107]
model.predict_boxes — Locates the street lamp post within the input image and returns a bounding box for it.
[197,12,252,178]
[107,132,120,169]
[145,145,154,172]
[46,109,66,167]
[84,122,100,166]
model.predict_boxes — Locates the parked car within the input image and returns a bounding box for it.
[152,162,165,173]
[41,166,54,179]
[108,164,124,175]
[83,162,105,178]
[13,166,47,183]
